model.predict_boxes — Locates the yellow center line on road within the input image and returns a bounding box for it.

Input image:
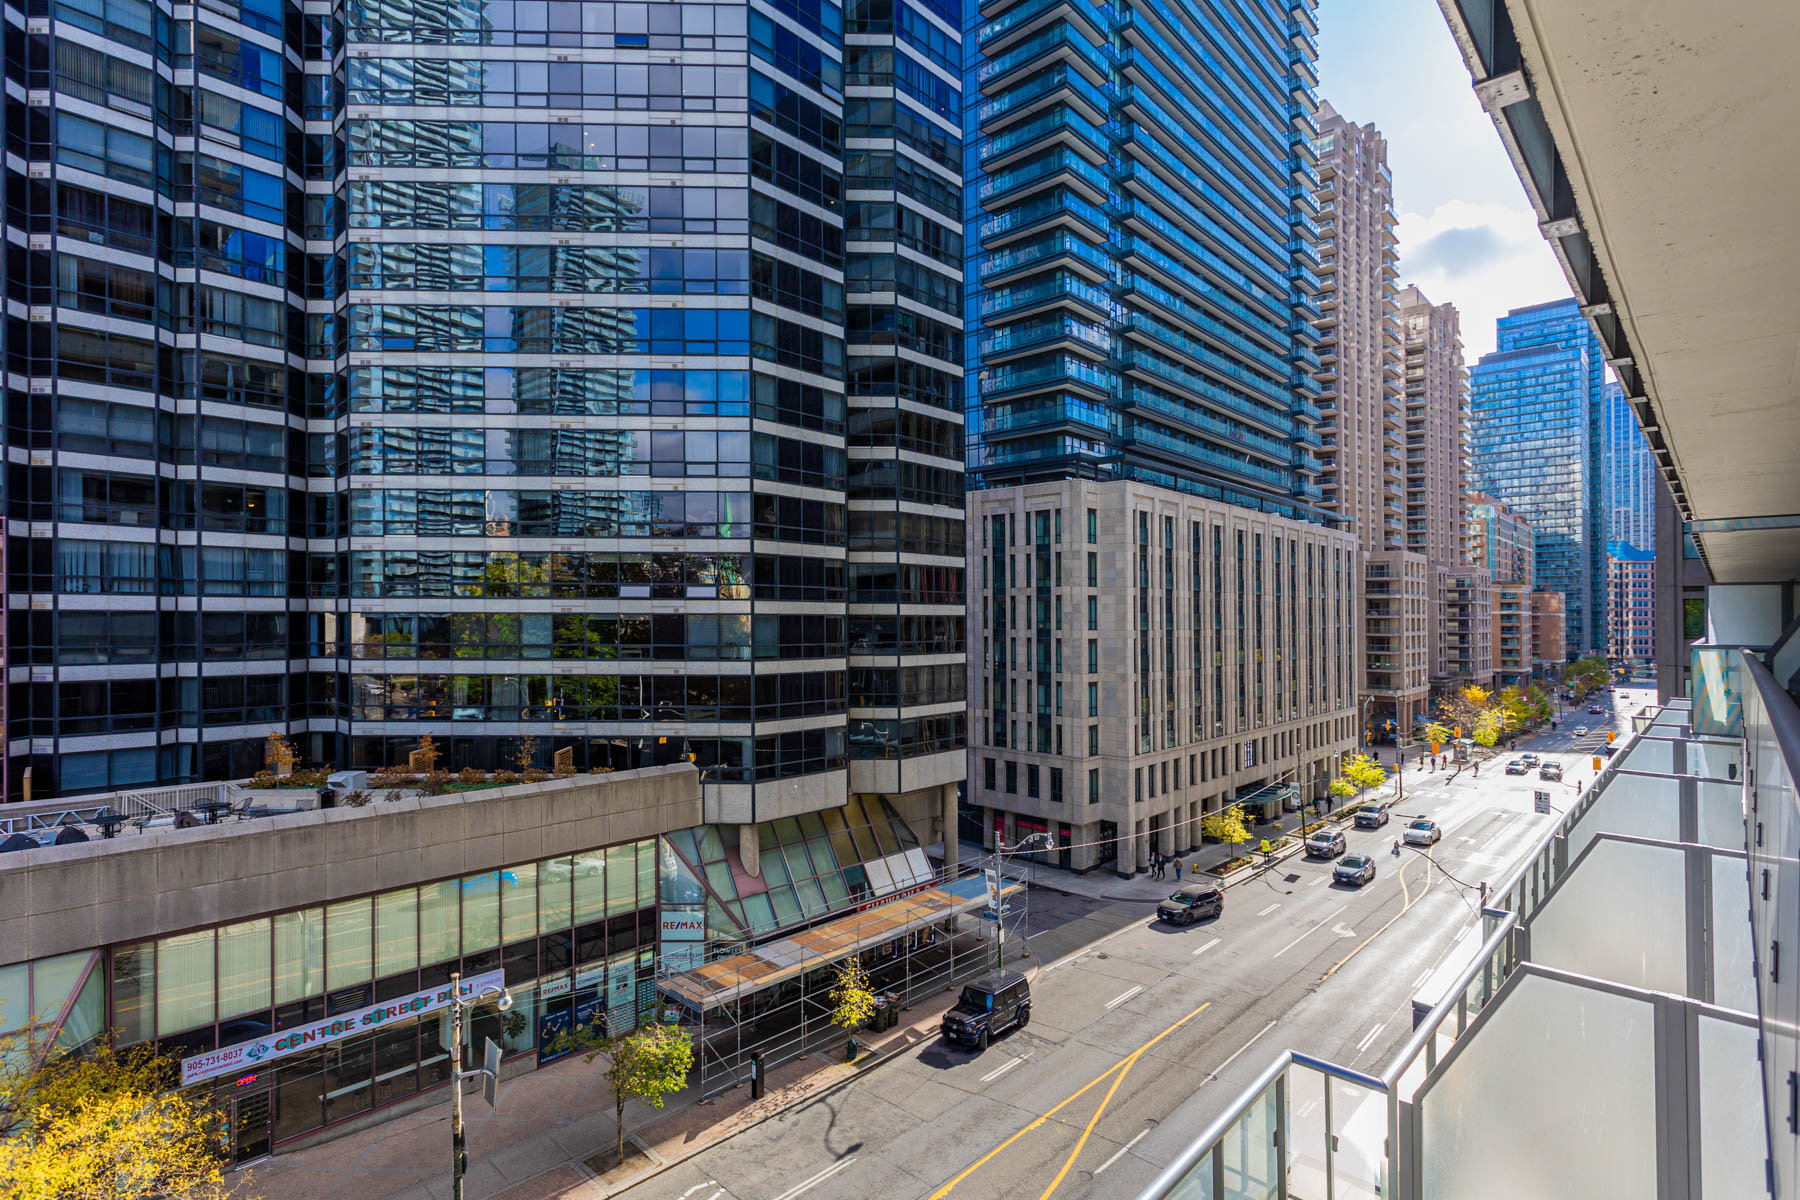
[928,999,1213,1200]
[1321,850,1429,984]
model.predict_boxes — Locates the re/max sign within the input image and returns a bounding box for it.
[180,971,505,1087]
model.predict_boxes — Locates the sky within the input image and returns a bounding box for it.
[1314,0,1572,360]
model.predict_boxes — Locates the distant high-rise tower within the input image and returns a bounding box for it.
[1603,381,1657,552]
[1470,298,1609,660]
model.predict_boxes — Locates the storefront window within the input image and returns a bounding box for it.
[274,908,324,1005]
[462,872,501,952]
[157,929,215,1035]
[503,862,538,944]
[419,880,460,965]
[325,898,373,990]
[606,844,638,914]
[325,1035,374,1123]
[372,1023,419,1107]
[112,942,155,1045]
[374,888,420,977]
[540,857,573,931]
[216,918,272,1021]
[573,854,607,922]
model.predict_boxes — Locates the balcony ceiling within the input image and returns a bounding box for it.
[1455,1,1800,580]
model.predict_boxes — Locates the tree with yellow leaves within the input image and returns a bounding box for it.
[0,1032,248,1200]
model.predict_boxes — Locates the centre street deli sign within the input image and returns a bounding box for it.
[180,970,506,1086]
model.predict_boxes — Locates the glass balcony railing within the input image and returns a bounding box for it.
[977,64,1110,129]
[1135,661,1785,1200]
[980,353,1113,398]
[1119,381,1291,463]
[980,393,1115,437]
[977,313,1111,360]
[976,21,1111,88]
[980,230,1113,282]
[979,186,1111,246]
[979,270,1112,322]
[978,104,1109,168]
[978,146,1109,204]
[976,0,1101,51]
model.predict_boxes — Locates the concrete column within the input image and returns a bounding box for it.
[941,783,959,872]
[739,824,760,876]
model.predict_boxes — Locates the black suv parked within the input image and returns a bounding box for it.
[940,969,1031,1051]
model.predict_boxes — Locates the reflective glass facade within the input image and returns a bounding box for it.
[1470,298,1606,661]
[962,0,1328,523]
[1602,379,1655,553]
[3,0,965,815]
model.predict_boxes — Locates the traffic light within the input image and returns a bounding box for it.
[1453,726,1461,738]
[1607,731,1617,743]
[1592,756,1602,771]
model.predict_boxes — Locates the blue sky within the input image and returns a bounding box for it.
[1315,0,1571,358]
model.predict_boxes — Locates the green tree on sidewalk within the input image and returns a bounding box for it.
[559,1017,695,1168]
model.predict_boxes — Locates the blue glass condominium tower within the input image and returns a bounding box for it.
[963,0,1359,875]
[1602,380,1656,553]
[1469,298,1607,661]
[1,0,967,826]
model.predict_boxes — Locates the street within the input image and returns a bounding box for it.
[628,685,1651,1200]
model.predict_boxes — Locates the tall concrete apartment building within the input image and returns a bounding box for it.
[0,0,967,835]
[1311,106,1425,737]
[1605,541,1655,666]
[964,0,1359,874]
[1398,285,1490,693]
[1470,298,1610,660]
[1469,493,1536,686]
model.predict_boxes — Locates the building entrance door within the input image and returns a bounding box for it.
[231,1088,274,1164]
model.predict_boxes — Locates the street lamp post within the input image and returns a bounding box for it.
[448,971,514,1200]
[992,831,1051,970]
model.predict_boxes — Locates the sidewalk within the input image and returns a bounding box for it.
[242,984,979,1200]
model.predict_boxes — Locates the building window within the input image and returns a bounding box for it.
[1087,551,1097,587]
[1088,639,1098,672]
[1089,724,1099,755]
[1087,508,1097,544]
[1087,597,1097,630]
[1050,768,1064,804]
[1088,769,1099,804]
[1004,761,1018,794]
[1027,765,1039,798]
[1087,683,1098,716]
[984,758,996,791]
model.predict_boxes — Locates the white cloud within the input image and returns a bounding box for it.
[1394,200,1571,359]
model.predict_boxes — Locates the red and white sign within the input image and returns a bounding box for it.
[659,909,705,941]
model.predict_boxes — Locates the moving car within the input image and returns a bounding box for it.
[1588,704,1604,715]
[1334,854,1376,886]
[1521,753,1540,765]
[941,970,1030,1051]
[1353,805,1390,829]
[1157,884,1223,925]
[1403,819,1442,846]
[1539,761,1563,781]
[1574,725,1590,736]
[1505,760,1528,775]
[1305,830,1347,859]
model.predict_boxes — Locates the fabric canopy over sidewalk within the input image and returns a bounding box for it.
[660,873,1024,1012]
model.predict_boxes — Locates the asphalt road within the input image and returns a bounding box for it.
[638,687,1653,1200]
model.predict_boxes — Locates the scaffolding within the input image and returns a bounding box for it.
[657,858,1029,1098]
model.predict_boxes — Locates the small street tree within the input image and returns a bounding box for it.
[829,957,879,1061]
[1342,753,1388,793]
[560,1017,695,1168]
[1328,777,1357,803]
[0,1033,247,1200]
[1200,803,1250,855]
[1421,720,1453,747]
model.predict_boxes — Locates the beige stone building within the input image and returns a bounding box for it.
[1470,493,1536,686]
[966,481,1360,876]
[1314,105,1430,739]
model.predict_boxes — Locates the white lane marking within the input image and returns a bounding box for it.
[1191,937,1221,957]
[1027,929,1052,939]
[1331,922,1356,939]
[1105,985,1144,1010]
[1205,1019,1278,1082]
[1093,1128,1152,1177]
[678,1185,720,1200]
[1355,1022,1387,1053]
[1272,904,1350,959]
[979,1054,1028,1083]
[1309,876,1328,887]
[1411,967,1432,989]
[1454,922,1475,943]
[1256,902,1281,917]
[771,1156,858,1200]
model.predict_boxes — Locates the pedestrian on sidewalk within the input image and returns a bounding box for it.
[1173,856,1183,880]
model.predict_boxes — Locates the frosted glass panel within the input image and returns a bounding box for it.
[1219,1082,1278,1200]
[1710,857,1757,1013]
[1331,1078,1388,1200]
[1165,1150,1214,1200]
[1420,973,1656,1199]
[1531,840,1687,994]
[1689,739,1741,781]
[1698,1016,1765,1199]
[1566,773,1679,859]
[1695,780,1745,849]
[1619,737,1675,774]
[1286,1066,1327,1200]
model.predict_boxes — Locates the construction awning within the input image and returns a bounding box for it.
[660,874,1024,1012]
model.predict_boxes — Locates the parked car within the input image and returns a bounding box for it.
[1353,805,1389,829]
[1521,753,1541,765]
[1403,819,1442,846]
[941,970,1031,1051]
[1157,884,1223,925]
[1334,854,1376,886]
[1305,830,1347,859]
[1504,760,1528,775]
[1574,725,1590,736]
[1539,761,1564,781]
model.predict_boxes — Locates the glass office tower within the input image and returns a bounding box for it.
[3,0,966,821]
[1602,379,1655,552]
[1469,297,1607,661]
